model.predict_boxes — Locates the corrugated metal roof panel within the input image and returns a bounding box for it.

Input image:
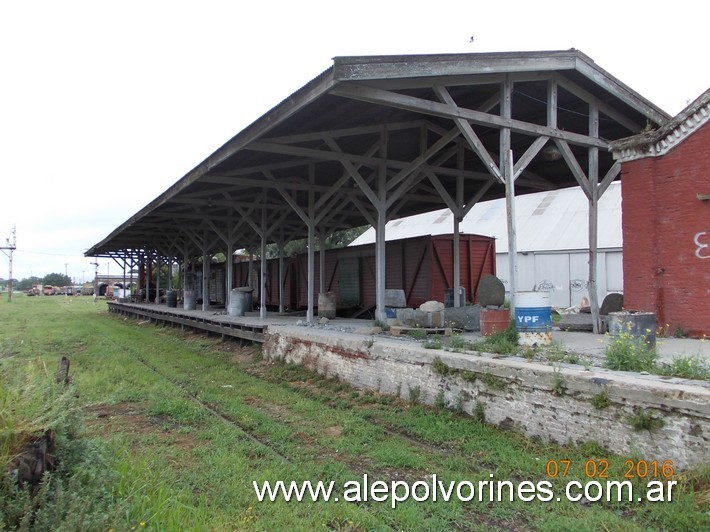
[350,183,622,252]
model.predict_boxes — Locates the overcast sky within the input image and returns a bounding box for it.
[1,0,708,283]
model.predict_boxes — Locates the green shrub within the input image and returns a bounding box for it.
[431,356,455,376]
[447,334,467,351]
[657,355,709,381]
[408,328,427,340]
[627,409,664,432]
[590,389,611,410]
[469,322,519,356]
[460,370,477,383]
[480,373,506,390]
[423,337,442,350]
[551,369,566,396]
[472,402,485,423]
[434,390,446,410]
[407,385,422,405]
[603,331,658,372]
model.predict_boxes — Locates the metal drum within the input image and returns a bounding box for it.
[228,287,253,317]
[608,311,656,348]
[515,291,552,346]
[166,290,178,308]
[183,290,196,311]
[318,292,337,319]
[480,308,510,336]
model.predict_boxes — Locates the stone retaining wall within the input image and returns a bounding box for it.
[264,325,710,470]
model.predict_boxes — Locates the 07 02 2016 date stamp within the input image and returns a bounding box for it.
[545,459,675,480]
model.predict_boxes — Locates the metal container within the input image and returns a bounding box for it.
[480,308,510,336]
[183,290,196,311]
[228,287,253,316]
[166,290,178,308]
[608,311,656,348]
[318,291,337,319]
[515,291,552,346]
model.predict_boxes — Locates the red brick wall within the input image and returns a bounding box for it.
[621,122,710,337]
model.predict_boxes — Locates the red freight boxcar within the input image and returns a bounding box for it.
[231,233,495,312]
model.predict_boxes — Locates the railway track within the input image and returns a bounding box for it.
[122,347,292,465]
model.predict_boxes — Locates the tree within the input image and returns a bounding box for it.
[16,277,41,291]
[42,273,71,287]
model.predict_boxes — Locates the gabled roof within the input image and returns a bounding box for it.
[86,50,666,259]
[611,88,710,162]
[351,182,622,252]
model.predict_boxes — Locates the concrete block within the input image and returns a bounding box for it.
[384,289,407,308]
[443,305,481,331]
[396,308,445,327]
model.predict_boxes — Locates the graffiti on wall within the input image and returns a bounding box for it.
[695,232,710,259]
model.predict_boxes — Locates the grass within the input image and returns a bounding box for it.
[1,295,708,530]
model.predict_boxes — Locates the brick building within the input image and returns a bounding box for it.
[611,89,710,337]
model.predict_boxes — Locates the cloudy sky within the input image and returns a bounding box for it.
[1,0,707,282]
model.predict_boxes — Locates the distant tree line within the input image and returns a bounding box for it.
[10,274,72,291]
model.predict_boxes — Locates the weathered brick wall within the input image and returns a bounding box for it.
[621,123,710,337]
[264,326,710,470]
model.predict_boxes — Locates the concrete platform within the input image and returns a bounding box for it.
[109,301,708,366]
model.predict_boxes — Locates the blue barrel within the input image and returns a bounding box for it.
[515,291,552,346]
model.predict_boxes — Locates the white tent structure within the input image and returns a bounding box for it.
[351,183,623,308]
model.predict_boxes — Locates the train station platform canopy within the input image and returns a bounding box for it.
[86,49,669,329]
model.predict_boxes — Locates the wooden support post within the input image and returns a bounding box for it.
[453,171,463,308]
[375,205,386,322]
[375,129,388,323]
[130,254,135,300]
[307,223,315,322]
[226,242,234,311]
[589,103,601,334]
[183,251,189,295]
[144,253,151,303]
[278,238,285,314]
[307,165,316,322]
[202,251,210,311]
[504,150,517,313]
[156,255,161,304]
[122,256,127,300]
[319,230,326,295]
[260,209,267,319]
[501,77,517,313]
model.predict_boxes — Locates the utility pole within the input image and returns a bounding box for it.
[90,261,99,299]
[65,263,69,296]
[1,226,16,302]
